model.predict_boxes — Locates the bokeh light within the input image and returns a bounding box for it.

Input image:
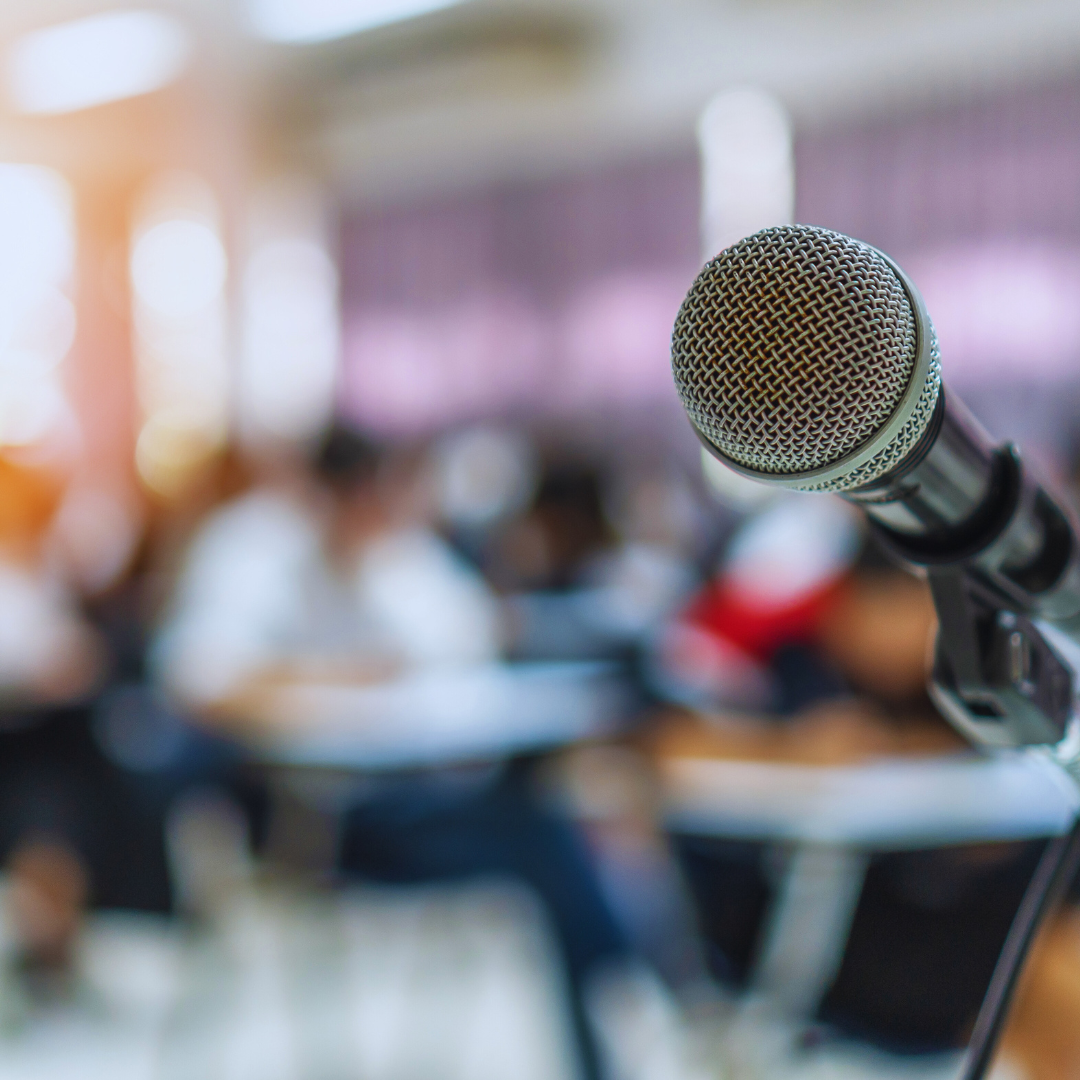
[6,10,189,114]
[0,166,76,454]
[250,0,471,43]
[130,174,229,497]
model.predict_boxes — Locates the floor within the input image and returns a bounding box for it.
[0,879,578,1080]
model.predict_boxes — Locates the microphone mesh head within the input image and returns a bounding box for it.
[672,225,940,492]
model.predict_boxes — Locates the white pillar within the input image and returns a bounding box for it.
[697,87,794,261]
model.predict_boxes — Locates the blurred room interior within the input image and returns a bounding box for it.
[0,1,1078,1078]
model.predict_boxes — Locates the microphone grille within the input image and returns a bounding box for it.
[672,225,940,491]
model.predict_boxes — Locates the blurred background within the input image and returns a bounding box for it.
[0,1,1077,1078]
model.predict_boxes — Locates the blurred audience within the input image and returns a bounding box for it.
[150,425,636,1080]
[0,454,173,977]
[651,495,862,715]
[432,424,539,569]
[0,407,1073,1077]
[0,458,103,705]
[499,460,698,666]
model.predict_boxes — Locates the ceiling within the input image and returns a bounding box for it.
[3,0,1080,204]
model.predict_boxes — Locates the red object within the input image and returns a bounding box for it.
[682,574,846,663]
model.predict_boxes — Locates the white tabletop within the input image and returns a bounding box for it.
[229,661,630,770]
[662,749,1080,849]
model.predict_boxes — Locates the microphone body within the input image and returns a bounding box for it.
[846,386,1080,628]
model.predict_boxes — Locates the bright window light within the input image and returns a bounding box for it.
[131,219,227,318]
[0,166,76,451]
[241,238,339,441]
[130,174,230,497]
[238,178,340,445]
[0,166,72,343]
[250,0,469,43]
[6,10,190,115]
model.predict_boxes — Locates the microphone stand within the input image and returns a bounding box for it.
[873,461,1080,1080]
[961,814,1080,1080]
[923,566,1080,1080]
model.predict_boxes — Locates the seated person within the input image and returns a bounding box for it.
[649,495,1062,1055]
[154,432,501,710]
[494,460,698,669]
[0,457,177,969]
[152,426,630,1080]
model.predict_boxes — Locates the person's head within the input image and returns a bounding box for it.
[313,424,380,492]
[528,462,613,584]
[816,543,937,702]
[311,424,386,548]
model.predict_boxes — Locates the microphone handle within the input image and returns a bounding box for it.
[845,384,1080,630]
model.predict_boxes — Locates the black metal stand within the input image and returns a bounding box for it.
[920,565,1080,1080]
[961,816,1080,1080]
[854,426,1080,1079]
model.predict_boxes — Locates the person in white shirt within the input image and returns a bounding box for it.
[153,432,503,712]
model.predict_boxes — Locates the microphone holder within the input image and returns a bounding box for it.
[871,444,1080,1080]
[928,567,1075,751]
[922,565,1080,1080]
[868,437,1080,755]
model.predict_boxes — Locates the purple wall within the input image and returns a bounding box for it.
[338,157,701,438]
[796,77,1080,461]
[338,76,1080,457]
[795,77,1080,258]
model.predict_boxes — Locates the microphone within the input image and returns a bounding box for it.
[671,224,1080,627]
[670,226,1080,1080]
[671,224,1080,748]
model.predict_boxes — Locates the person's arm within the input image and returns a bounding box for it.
[0,561,104,705]
[151,493,322,711]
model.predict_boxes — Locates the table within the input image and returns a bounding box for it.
[662,751,1080,850]
[654,712,1080,1025]
[211,660,631,770]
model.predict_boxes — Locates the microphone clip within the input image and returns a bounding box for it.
[927,567,1074,750]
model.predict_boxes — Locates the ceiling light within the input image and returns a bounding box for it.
[250,0,469,44]
[6,10,190,115]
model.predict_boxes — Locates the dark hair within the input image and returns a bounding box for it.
[312,424,381,492]
[529,461,614,585]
